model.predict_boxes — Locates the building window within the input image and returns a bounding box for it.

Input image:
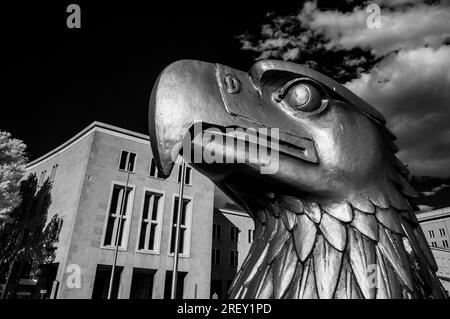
[212,248,221,266]
[92,264,123,299]
[50,164,58,181]
[138,191,164,252]
[169,197,192,255]
[431,241,437,247]
[118,150,136,172]
[177,165,192,185]
[130,268,156,299]
[149,158,164,178]
[103,184,134,248]
[443,240,449,248]
[163,271,187,299]
[439,228,446,236]
[230,226,239,242]
[429,230,435,238]
[230,251,238,267]
[248,229,255,243]
[213,224,222,240]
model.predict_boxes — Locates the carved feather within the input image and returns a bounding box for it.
[377,226,414,290]
[375,206,404,235]
[304,201,322,224]
[348,227,377,299]
[293,214,317,262]
[298,258,318,299]
[273,239,298,298]
[255,265,274,299]
[321,202,353,222]
[313,235,343,299]
[319,213,347,252]
[279,195,304,214]
[267,217,290,264]
[280,208,297,231]
[349,193,375,214]
[350,208,379,241]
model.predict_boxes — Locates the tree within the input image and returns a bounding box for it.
[0,130,27,220]
[0,174,62,299]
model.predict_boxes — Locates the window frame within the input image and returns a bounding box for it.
[149,158,164,179]
[212,248,221,266]
[101,181,136,251]
[117,149,137,173]
[167,194,194,258]
[230,226,240,243]
[135,187,166,255]
[177,164,193,186]
[229,250,239,267]
[212,223,222,240]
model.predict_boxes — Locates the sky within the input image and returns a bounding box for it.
[239,0,450,177]
[1,1,450,209]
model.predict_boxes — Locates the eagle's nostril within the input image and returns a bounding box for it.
[224,74,240,94]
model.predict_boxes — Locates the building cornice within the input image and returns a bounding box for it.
[26,121,150,169]
[416,207,450,223]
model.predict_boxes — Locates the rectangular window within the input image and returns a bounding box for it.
[177,165,192,185]
[248,229,255,243]
[431,241,437,247]
[103,184,134,248]
[130,268,156,299]
[443,240,449,248]
[213,224,222,240]
[138,191,163,252]
[149,158,164,178]
[91,264,123,299]
[169,197,192,255]
[50,164,58,181]
[429,230,435,238]
[163,271,187,299]
[230,251,238,267]
[230,226,239,242]
[439,228,446,236]
[212,248,221,266]
[118,150,136,172]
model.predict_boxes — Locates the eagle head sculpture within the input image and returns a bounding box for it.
[148,59,447,299]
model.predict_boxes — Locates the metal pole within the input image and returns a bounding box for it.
[107,162,132,299]
[171,159,186,299]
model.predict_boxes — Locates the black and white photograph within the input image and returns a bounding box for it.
[1,0,450,307]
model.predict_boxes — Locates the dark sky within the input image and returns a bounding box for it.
[1,1,301,161]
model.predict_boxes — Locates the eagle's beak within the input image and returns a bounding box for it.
[149,60,222,177]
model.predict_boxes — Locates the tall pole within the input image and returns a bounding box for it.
[171,159,186,299]
[107,162,132,299]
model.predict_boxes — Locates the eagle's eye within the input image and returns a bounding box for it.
[274,78,328,115]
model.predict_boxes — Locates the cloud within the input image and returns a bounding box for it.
[238,1,450,176]
[346,46,450,176]
[421,183,450,196]
[303,1,450,55]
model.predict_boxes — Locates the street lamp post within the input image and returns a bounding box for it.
[107,162,131,299]
[171,159,186,299]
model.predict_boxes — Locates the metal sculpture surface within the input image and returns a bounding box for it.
[148,59,447,299]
